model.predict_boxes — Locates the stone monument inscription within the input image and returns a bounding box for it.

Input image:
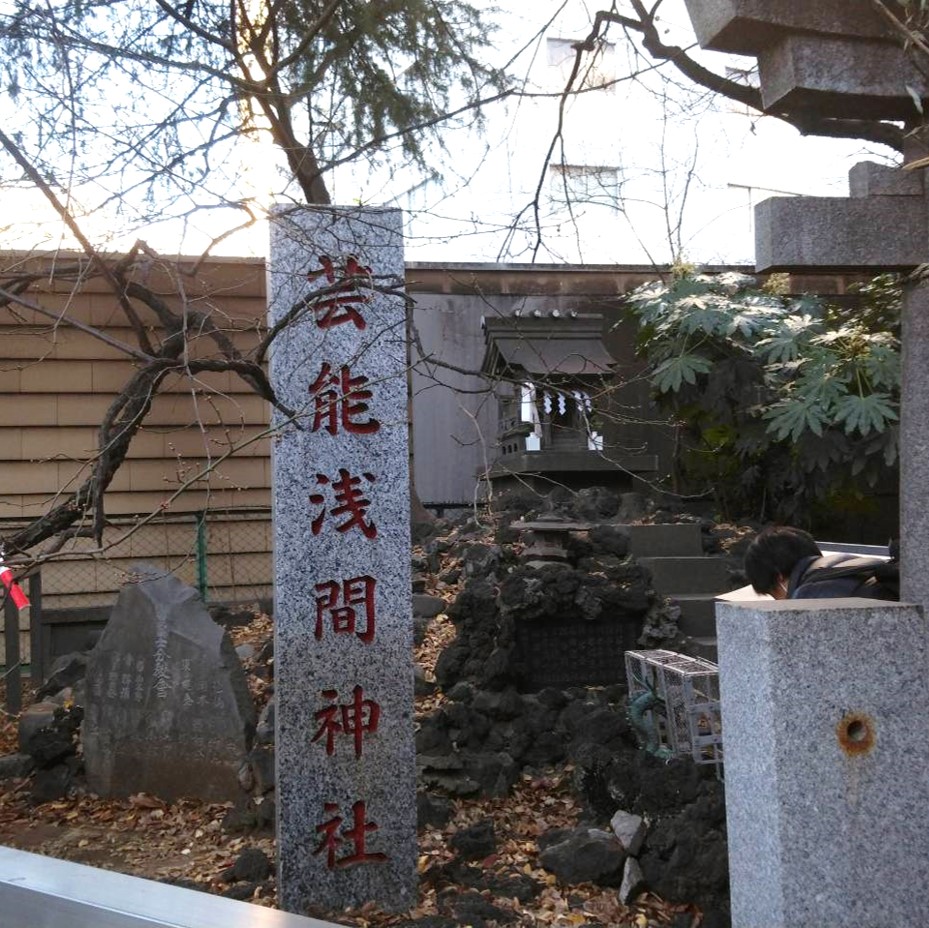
[268,207,415,914]
[83,567,255,802]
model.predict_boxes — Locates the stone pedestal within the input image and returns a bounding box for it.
[716,599,929,928]
[268,206,415,915]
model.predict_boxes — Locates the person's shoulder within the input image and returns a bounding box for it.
[810,553,861,569]
[803,553,883,575]
[792,579,849,599]
[794,553,897,600]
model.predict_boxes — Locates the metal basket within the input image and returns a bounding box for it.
[625,648,723,773]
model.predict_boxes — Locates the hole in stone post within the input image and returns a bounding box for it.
[837,712,875,756]
[846,720,866,742]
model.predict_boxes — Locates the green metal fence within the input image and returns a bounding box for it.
[0,507,273,611]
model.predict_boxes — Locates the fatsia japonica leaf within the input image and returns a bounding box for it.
[623,283,669,322]
[713,271,756,292]
[651,353,713,393]
[792,364,850,408]
[763,396,830,442]
[764,359,804,382]
[861,343,902,389]
[675,294,710,311]
[796,431,850,472]
[755,315,822,363]
[741,292,790,315]
[624,276,713,328]
[724,306,770,338]
[755,333,801,364]
[675,304,733,336]
[787,294,827,318]
[832,393,899,436]
[810,323,873,348]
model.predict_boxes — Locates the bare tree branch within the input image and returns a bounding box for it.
[0,128,157,353]
[0,286,154,362]
[588,5,905,153]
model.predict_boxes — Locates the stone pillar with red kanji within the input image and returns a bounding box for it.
[268,207,415,915]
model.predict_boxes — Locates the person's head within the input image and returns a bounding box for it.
[744,526,822,597]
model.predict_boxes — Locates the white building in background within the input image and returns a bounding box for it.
[0,0,891,264]
[333,0,889,267]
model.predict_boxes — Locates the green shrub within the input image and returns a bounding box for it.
[622,271,900,522]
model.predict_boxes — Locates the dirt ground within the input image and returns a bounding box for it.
[0,612,700,927]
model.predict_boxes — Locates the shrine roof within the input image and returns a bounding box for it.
[480,312,616,377]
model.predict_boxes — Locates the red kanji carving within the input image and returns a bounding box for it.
[309,469,377,539]
[314,801,388,869]
[314,576,376,643]
[306,255,371,330]
[312,685,381,758]
[308,362,380,436]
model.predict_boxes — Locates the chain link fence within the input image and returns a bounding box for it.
[0,507,273,612]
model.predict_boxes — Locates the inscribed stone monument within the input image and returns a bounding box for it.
[268,206,415,914]
[83,567,255,801]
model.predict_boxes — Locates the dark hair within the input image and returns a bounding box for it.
[744,526,822,594]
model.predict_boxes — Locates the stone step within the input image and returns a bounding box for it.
[625,523,704,558]
[672,594,719,639]
[639,556,734,595]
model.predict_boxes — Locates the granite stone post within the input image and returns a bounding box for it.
[716,598,929,928]
[901,282,929,609]
[901,129,929,611]
[268,207,415,915]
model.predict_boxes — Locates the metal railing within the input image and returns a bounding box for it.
[0,845,342,928]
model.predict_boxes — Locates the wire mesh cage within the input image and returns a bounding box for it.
[624,648,723,773]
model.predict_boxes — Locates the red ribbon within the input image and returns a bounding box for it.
[0,564,29,611]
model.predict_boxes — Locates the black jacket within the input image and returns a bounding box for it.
[788,553,896,601]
